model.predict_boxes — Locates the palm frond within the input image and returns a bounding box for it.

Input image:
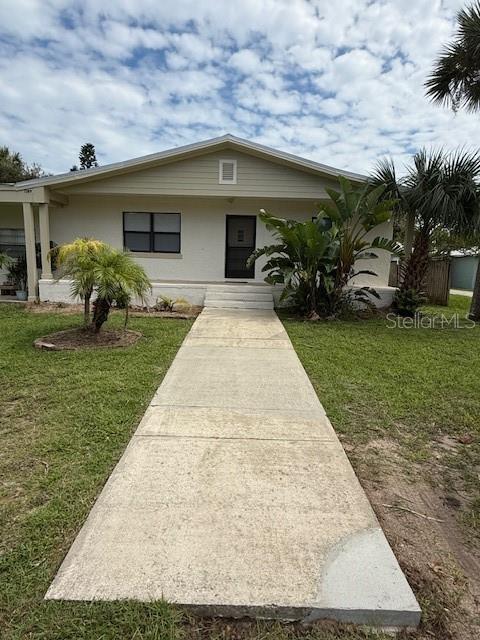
[425,1,480,112]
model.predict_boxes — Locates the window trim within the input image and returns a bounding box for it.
[219,159,237,184]
[123,212,181,254]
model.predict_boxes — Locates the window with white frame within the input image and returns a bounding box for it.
[219,159,237,184]
[123,212,181,253]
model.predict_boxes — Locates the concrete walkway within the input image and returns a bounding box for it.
[46,308,420,629]
[450,288,472,297]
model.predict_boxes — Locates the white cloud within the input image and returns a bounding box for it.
[229,49,264,75]
[0,0,476,177]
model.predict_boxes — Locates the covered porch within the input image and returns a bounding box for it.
[0,186,66,301]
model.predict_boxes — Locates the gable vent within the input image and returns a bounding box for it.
[219,159,237,184]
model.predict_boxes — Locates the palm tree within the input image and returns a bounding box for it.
[371,149,480,315]
[425,1,480,319]
[425,2,480,112]
[53,238,108,326]
[91,248,151,333]
[319,177,401,300]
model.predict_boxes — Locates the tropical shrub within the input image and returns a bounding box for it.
[392,288,427,318]
[155,295,189,312]
[248,177,401,317]
[248,212,339,315]
[7,256,27,291]
[53,238,108,326]
[90,248,150,332]
[318,177,401,315]
[0,252,11,270]
[54,238,151,332]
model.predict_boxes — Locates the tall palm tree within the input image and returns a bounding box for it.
[425,2,480,112]
[425,1,480,318]
[371,149,480,315]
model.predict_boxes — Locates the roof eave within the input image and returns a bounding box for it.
[14,134,367,190]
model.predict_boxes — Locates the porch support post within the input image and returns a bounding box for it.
[22,202,38,302]
[38,203,52,279]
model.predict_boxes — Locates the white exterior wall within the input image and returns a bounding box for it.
[37,194,394,305]
[48,195,318,282]
[48,195,392,284]
[2,193,393,305]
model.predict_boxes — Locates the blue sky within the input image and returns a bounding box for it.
[0,0,477,175]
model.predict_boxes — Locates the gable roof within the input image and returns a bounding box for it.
[15,134,367,190]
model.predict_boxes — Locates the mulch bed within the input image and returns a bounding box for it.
[34,327,142,351]
[27,301,201,319]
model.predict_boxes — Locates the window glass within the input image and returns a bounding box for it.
[154,233,180,253]
[0,229,25,244]
[124,213,181,253]
[124,232,150,252]
[153,213,180,233]
[0,228,26,260]
[124,212,150,232]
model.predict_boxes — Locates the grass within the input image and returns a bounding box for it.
[282,294,480,639]
[0,305,193,639]
[1,297,479,639]
[282,295,480,505]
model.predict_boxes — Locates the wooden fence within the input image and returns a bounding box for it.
[388,257,451,306]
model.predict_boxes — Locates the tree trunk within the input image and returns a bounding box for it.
[469,258,480,321]
[92,298,111,333]
[84,294,91,326]
[403,211,415,258]
[400,229,430,292]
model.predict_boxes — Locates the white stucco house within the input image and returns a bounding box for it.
[0,134,393,308]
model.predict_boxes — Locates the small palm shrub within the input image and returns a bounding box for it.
[155,295,188,312]
[54,239,151,332]
[53,238,109,325]
[248,212,339,315]
[392,288,427,317]
[91,248,150,333]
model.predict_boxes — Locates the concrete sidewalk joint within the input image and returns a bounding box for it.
[46,307,421,630]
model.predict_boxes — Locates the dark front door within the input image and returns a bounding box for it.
[225,215,256,278]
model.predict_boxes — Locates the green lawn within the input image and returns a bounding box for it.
[282,295,480,639]
[282,296,480,512]
[0,306,192,639]
[1,299,479,640]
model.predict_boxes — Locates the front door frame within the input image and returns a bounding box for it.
[224,214,257,279]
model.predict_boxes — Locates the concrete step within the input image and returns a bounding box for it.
[205,291,273,302]
[204,299,274,310]
[207,285,272,294]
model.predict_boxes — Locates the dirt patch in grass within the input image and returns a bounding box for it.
[350,440,480,640]
[34,327,142,350]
